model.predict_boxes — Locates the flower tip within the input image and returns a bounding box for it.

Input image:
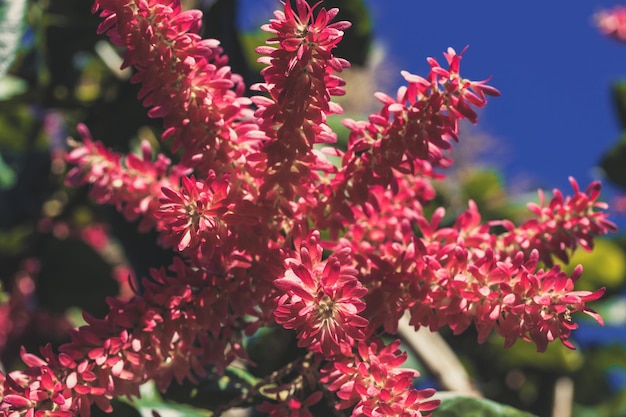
[481,83,502,97]
[76,123,93,141]
[567,176,580,192]
[572,264,583,281]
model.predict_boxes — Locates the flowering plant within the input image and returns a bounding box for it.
[0,1,617,417]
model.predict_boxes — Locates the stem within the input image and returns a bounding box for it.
[551,376,574,417]
[213,352,315,417]
[397,312,482,397]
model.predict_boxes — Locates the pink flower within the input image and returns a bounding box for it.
[7,1,616,416]
[92,0,253,171]
[274,231,368,357]
[313,48,500,235]
[156,173,230,252]
[322,339,439,417]
[501,258,605,351]
[250,0,350,207]
[498,177,617,265]
[254,0,350,134]
[405,239,606,352]
[596,6,626,43]
[65,126,183,232]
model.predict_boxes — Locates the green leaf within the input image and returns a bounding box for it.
[487,335,584,372]
[225,365,262,388]
[462,170,504,203]
[0,0,28,78]
[573,390,626,417]
[0,74,27,99]
[123,381,212,417]
[163,364,261,409]
[431,393,538,417]
[588,344,626,370]
[0,151,16,189]
[557,239,626,291]
[239,29,271,72]
[458,169,527,221]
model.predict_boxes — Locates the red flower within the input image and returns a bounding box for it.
[498,177,617,265]
[156,173,230,252]
[314,48,500,234]
[250,0,350,207]
[596,6,626,43]
[92,0,253,171]
[501,258,605,351]
[254,0,350,134]
[7,1,616,417]
[65,126,183,232]
[322,339,439,417]
[274,231,368,357]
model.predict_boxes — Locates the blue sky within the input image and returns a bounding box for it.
[239,1,626,223]
[364,1,626,207]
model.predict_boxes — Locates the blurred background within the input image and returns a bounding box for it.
[1,1,626,416]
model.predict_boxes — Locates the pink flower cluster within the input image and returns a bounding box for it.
[274,230,368,357]
[65,126,184,233]
[0,1,617,417]
[322,340,439,417]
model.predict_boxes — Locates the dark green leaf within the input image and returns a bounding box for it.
[124,382,212,417]
[90,400,142,417]
[612,81,626,130]
[0,0,28,78]
[37,236,118,317]
[315,0,371,66]
[431,393,538,417]
[163,365,260,409]
[573,390,626,417]
[0,151,16,189]
[600,132,626,190]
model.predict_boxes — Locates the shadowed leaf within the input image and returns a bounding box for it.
[432,393,538,417]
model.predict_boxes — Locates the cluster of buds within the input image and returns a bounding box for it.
[0,1,617,417]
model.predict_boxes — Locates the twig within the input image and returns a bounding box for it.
[213,351,314,417]
[397,312,482,397]
[552,376,573,417]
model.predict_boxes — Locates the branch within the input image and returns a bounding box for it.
[398,313,482,397]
